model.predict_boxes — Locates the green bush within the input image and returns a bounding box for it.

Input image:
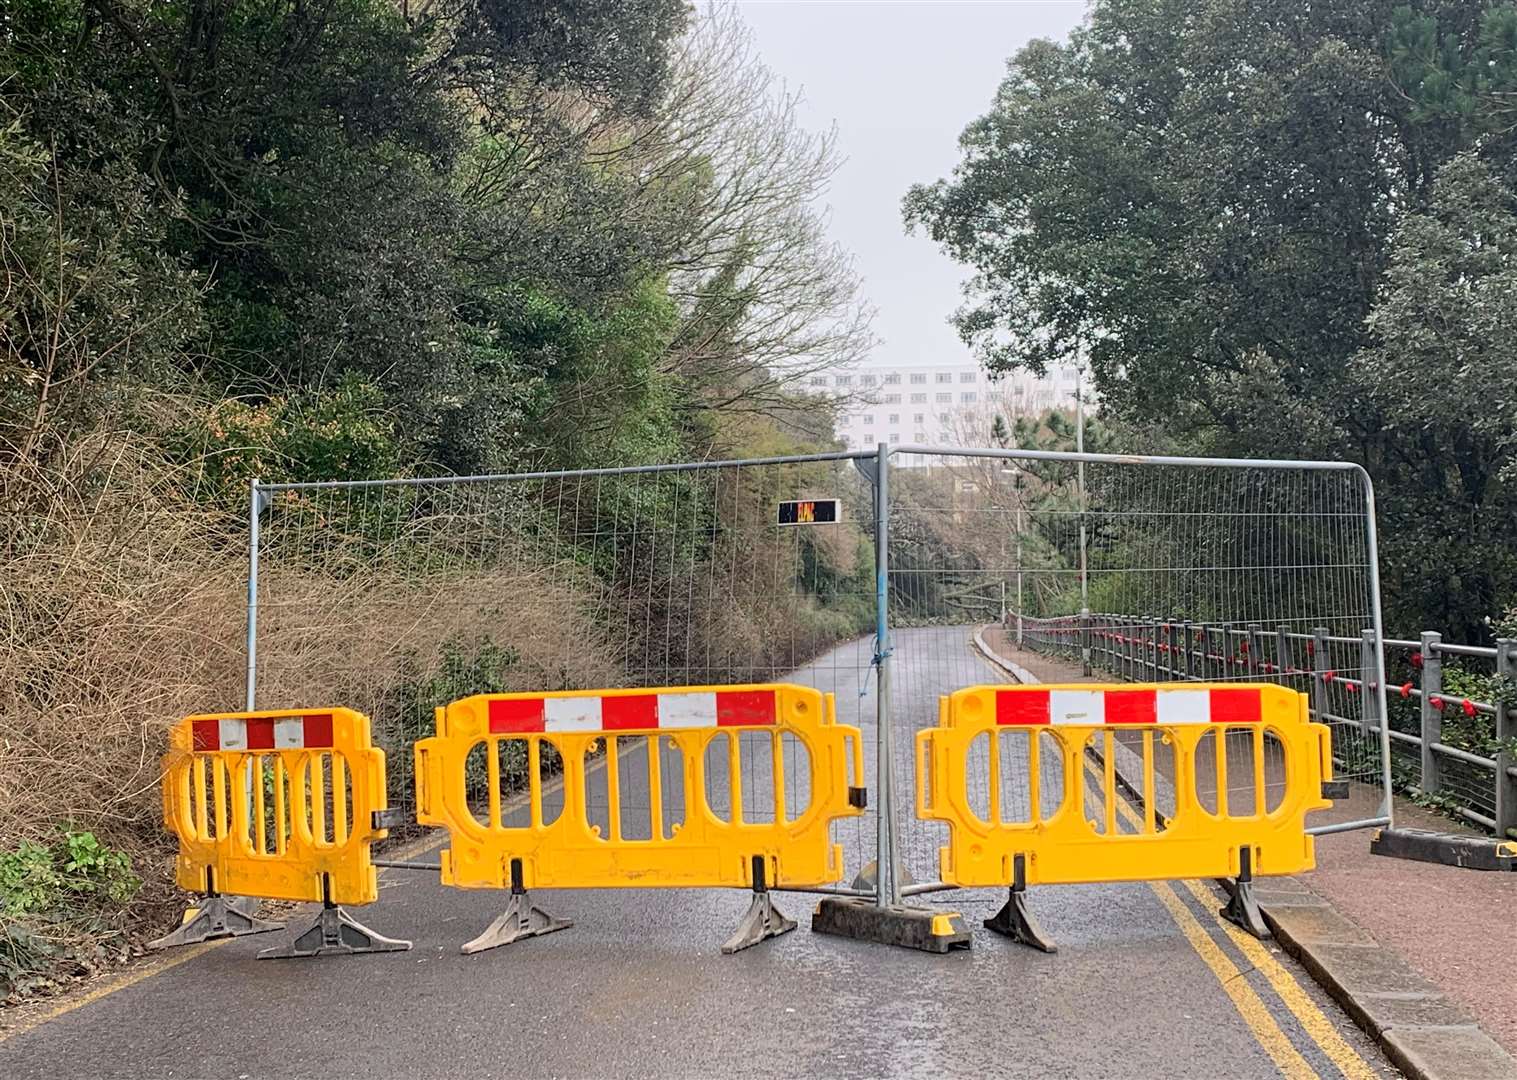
[0,830,140,919]
[170,371,401,503]
[0,832,140,996]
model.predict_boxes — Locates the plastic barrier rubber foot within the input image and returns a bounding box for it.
[722,892,796,954]
[811,898,972,954]
[984,859,1056,953]
[1218,848,1271,940]
[148,895,284,950]
[461,892,573,955]
[258,903,412,960]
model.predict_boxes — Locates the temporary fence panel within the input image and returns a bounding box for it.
[162,707,389,904]
[237,443,1393,925]
[916,683,1332,887]
[881,447,1391,892]
[415,683,864,890]
[245,455,881,880]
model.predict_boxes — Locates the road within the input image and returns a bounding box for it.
[0,627,1399,1078]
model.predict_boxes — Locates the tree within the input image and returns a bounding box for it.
[0,113,204,497]
[903,0,1517,638]
[1353,153,1517,633]
[902,0,1406,449]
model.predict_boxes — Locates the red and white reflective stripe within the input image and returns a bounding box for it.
[488,689,777,735]
[191,714,335,752]
[994,687,1263,726]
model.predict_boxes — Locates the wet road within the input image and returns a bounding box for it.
[0,627,1399,1078]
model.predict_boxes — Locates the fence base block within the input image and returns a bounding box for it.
[460,892,573,955]
[1371,827,1517,871]
[721,890,796,954]
[258,904,412,960]
[148,895,284,950]
[810,898,971,954]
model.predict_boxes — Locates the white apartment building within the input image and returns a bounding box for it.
[803,362,1083,451]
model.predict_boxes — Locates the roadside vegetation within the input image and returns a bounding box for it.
[0,2,870,998]
[907,0,1517,644]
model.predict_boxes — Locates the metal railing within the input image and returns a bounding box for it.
[1012,612,1517,839]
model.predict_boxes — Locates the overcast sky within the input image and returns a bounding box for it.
[735,1,1086,370]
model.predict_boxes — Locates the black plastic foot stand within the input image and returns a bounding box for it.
[259,901,412,959]
[461,859,572,955]
[1220,848,1270,939]
[722,856,797,954]
[985,855,1057,953]
[148,892,284,950]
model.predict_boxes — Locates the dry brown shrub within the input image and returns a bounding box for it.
[0,437,246,859]
[0,437,632,938]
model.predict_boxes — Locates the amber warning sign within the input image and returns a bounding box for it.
[776,499,841,526]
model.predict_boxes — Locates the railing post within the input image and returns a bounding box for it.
[1276,625,1292,687]
[1246,623,1260,679]
[1360,629,1381,739]
[1310,627,1330,725]
[1081,608,1092,676]
[1419,631,1443,799]
[1166,620,1180,681]
[1494,639,1515,839]
[1183,621,1194,680]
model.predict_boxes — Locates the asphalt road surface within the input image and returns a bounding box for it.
[0,627,1400,1079]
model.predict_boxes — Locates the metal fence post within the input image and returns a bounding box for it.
[1183,620,1194,679]
[1246,623,1260,679]
[245,477,261,711]
[1356,466,1395,826]
[1419,631,1443,799]
[873,445,899,908]
[1494,639,1515,839]
[1360,629,1381,740]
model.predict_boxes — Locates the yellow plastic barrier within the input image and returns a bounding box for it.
[915,684,1333,887]
[415,684,864,892]
[161,707,390,904]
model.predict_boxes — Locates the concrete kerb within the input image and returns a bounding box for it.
[969,625,1517,1080]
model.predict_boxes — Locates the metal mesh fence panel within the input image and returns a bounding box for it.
[248,455,879,876]
[884,447,1390,889]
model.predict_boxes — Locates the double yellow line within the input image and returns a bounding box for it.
[1081,756,1377,1080]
